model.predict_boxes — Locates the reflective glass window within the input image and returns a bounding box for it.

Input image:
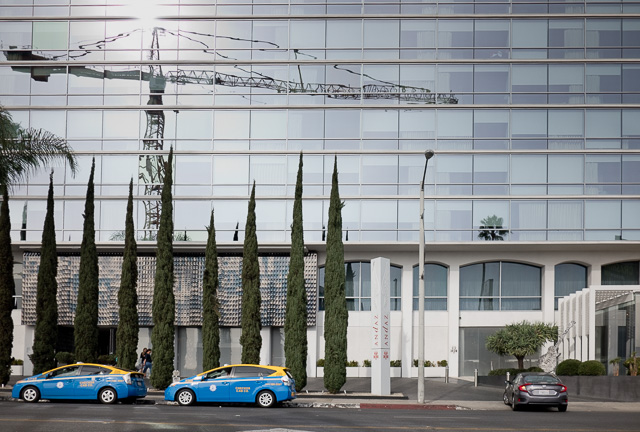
[175,155,212,185]
[586,110,621,138]
[587,64,622,93]
[474,155,508,183]
[512,20,547,48]
[102,155,139,184]
[585,155,621,183]
[555,263,588,309]
[325,110,360,139]
[602,261,639,285]
[511,201,547,230]
[548,201,583,229]
[548,110,584,138]
[214,111,250,139]
[549,65,584,92]
[512,65,547,93]
[436,201,472,230]
[327,20,362,48]
[364,20,399,49]
[290,20,325,49]
[413,264,448,311]
[473,110,508,138]
[585,200,621,229]
[511,155,547,184]
[399,109,435,138]
[587,19,621,47]
[437,110,472,138]
[400,20,435,48]
[438,20,473,48]
[436,155,472,184]
[475,20,509,48]
[549,155,584,183]
[549,20,584,47]
[32,21,68,50]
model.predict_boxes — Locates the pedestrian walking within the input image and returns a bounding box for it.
[137,348,147,372]
[142,349,152,377]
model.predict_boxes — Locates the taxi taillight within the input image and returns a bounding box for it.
[281,376,291,385]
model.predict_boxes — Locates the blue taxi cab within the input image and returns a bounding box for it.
[165,364,296,407]
[12,363,147,404]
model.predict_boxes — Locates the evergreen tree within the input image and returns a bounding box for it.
[116,179,139,371]
[323,156,347,394]
[240,181,262,364]
[31,173,58,374]
[202,209,220,371]
[74,158,99,363]
[0,186,15,384]
[151,148,175,389]
[284,153,307,391]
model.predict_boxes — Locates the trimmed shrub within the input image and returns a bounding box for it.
[578,360,606,376]
[527,366,544,372]
[363,360,371,367]
[346,360,359,367]
[556,359,582,376]
[55,352,75,365]
[390,360,401,367]
[438,360,448,367]
[97,354,117,366]
[488,368,524,377]
[316,358,325,367]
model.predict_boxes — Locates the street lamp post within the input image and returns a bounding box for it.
[418,149,435,404]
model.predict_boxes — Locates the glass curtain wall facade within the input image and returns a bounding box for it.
[1,1,639,244]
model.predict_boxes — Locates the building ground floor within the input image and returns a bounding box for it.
[10,241,640,378]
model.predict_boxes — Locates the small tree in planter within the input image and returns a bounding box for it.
[609,357,621,376]
[624,352,638,376]
[486,321,558,369]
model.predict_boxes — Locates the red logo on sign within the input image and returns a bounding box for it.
[383,351,389,360]
[373,351,379,359]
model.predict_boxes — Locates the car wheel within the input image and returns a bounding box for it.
[503,391,510,406]
[558,405,568,412]
[511,396,519,411]
[21,386,40,403]
[98,387,117,404]
[256,390,275,408]
[176,389,196,406]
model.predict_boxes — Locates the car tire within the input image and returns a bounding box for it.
[558,405,568,412]
[98,387,117,404]
[256,390,275,408]
[176,389,196,406]
[503,391,510,406]
[511,396,519,411]
[21,386,40,403]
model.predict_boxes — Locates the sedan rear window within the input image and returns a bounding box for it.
[233,366,274,377]
[524,375,560,384]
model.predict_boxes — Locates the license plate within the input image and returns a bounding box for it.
[536,390,552,395]
[137,381,143,387]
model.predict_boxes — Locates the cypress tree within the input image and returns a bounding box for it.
[116,179,138,371]
[31,173,58,374]
[151,148,175,389]
[74,158,99,363]
[240,181,261,364]
[0,186,15,384]
[323,156,347,394]
[284,153,307,391]
[202,209,220,371]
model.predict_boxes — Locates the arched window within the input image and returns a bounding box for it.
[460,262,541,310]
[602,261,639,285]
[318,262,402,311]
[412,264,448,310]
[554,263,587,309]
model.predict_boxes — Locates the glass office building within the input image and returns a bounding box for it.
[2,0,640,377]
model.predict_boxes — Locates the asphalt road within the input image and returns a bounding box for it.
[1,401,640,432]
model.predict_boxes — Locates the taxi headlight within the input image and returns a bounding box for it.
[123,373,132,385]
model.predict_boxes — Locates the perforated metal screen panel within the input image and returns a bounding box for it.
[21,252,317,327]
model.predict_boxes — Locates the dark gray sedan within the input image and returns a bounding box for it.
[503,372,568,412]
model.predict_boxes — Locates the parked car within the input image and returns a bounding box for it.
[12,363,147,404]
[165,364,296,407]
[503,372,568,412]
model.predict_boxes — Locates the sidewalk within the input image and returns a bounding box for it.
[2,376,640,412]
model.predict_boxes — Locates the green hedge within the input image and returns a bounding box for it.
[578,360,606,376]
[488,367,543,377]
[556,359,582,376]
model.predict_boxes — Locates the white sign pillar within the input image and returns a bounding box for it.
[371,257,391,395]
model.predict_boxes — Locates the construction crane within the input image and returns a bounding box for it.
[6,26,457,238]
